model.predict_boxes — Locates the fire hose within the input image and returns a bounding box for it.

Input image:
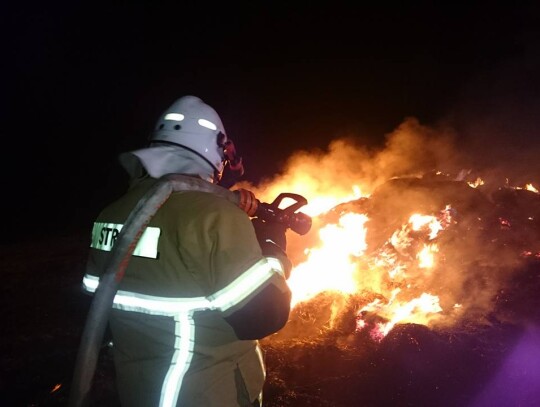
[68,173,311,407]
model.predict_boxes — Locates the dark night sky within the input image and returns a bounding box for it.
[3,2,540,242]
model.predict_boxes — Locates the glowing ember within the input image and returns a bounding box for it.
[467,177,485,188]
[50,383,62,393]
[525,183,539,193]
[356,289,443,342]
[500,218,511,228]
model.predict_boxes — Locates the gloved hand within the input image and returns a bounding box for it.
[252,218,287,252]
[234,188,258,217]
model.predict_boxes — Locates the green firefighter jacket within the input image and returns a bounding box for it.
[82,176,292,407]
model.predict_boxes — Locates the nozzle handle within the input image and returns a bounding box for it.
[255,193,312,235]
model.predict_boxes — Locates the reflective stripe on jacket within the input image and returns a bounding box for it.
[82,177,290,406]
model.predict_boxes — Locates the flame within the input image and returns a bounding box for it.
[287,212,368,307]
[286,202,452,339]
[467,177,485,188]
[417,243,439,268]
[525,183,539,193]
[252,179,365,218]
[409,213,443,239]
[244,128,539,342]
[356,289,443,342]
[509,182,539,193]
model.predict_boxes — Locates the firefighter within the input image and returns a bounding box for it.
[81,95,292,407]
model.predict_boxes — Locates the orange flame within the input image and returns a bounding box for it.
[356,289,443,341]
[286,204,450,338]
[467,177,485,188]
[525,183,539,193]
[243,127,539,341]
[287,212,369,307]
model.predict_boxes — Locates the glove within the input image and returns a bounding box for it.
[252,218,287,252]
[235,188,258,217]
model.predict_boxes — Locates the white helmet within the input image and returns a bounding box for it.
[150,95,228,175]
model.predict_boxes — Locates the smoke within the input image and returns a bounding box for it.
[238,115,539,336]
[239,116,464,209]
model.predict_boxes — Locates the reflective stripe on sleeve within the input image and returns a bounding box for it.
[208,257,284,311]
[266,257,285,279]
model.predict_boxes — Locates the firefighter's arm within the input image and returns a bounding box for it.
[250,218,291,277]
[185,197,292,340]
[224,279,291,340]
[223,218,292,340]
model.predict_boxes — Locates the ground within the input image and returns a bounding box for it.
[2,231,540,406]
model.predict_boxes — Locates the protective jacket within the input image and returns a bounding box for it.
[82,176,292,407]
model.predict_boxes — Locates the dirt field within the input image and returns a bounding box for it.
[2,230,540,407]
